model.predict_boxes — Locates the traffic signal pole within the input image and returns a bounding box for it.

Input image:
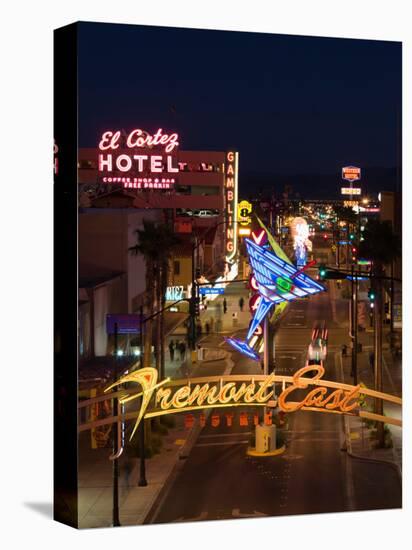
[351,267,358,384]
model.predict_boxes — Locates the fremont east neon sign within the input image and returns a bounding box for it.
[78,365,402,448]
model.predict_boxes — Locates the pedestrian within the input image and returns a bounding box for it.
[210,317,214,332]
[223,298,227,314]
[341,344,347,357]
[124,458,133,489]
[205,322,210,335]
[239,297,244,312]
[168,340,175,361]
[179,341,186,361]
[197,323,202,338]
[369,351,375,371]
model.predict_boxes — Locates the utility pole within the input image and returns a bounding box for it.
[374,277,385,447]
[112,322,120,527]
[263,315,274,419]
[190,237,198,351]
[390,261,395,335]
[138,306,147,486]
[353,270,358,385]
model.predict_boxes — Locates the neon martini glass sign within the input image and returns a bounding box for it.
[225,227,324,361]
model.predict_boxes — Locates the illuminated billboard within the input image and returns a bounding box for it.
[238,200,252,226]
[341,187,361,195]
[225,151,239,263]
[342,166,361,182]
[97,128,179,190]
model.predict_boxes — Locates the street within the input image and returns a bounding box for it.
[149,239,401,524]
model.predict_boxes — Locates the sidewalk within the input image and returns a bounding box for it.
[339,347,402,476]
[78,350,234,528]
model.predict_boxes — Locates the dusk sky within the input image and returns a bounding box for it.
[78,22,401,194]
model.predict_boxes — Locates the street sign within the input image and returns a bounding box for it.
[106,314,140,335]
[199,287,224,295]
[341,187,361,195]
[342,166,361,182]
[339,240,349,245]
[165,285,184,301]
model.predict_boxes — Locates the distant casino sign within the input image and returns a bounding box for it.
[97,128,179,190]
[342,166,361,182]
[238,200,252,226]
[341,187,361,195]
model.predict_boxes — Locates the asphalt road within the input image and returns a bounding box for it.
[149,240,401,524]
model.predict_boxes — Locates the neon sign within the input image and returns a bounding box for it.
[341,187,361,195]
[99,128,179,153]
[77,365,402,458]
[225,229,324,361]
[290,217,312,268]
[97,128,180,188]
[165,285,184,301]
[225,151,238,263]
[342,166,361,182]
[238,200,252,226]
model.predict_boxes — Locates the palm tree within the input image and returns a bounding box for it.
[129,219,180,376]
[358,219,401,447]
[129,220,160,369]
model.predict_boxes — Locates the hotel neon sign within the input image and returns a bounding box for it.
[78,364,402,455]
[97,128,179,190]
[225,151,239,264]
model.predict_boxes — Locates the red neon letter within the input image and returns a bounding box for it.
[151,156,163,173]
[116,155,132,172]
[133,155,148,172]
[98,154,113,172]
[99,131,120,150]
[167,155,179,173]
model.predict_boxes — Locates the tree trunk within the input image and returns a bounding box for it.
[160,264,166,381]
[155,265,161,374]
[144,264,154,370]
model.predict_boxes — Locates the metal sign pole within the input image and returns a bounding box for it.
[112,322,120,526]
[138,306,148,486]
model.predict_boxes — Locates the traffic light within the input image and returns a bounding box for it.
[319,264,327,279]
[368,288,376,302]
[194,296,200,316]
[349,233,355,240]
[351,246,357,261]
[384,302,389,314]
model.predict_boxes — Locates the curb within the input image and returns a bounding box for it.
[339,351,402,485]
[343,414,402,486]
[246,445,286,457]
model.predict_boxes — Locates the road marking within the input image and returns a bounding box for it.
[291,438,340,442]
[382,353,399,396]
[232,509,267,518]
[199,432,252,439]
[336,351,357,511]
[172,511,208,522]
[196,440,249,447]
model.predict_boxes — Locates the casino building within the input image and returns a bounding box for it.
[78,128,239,272]
[77,129,239,359]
